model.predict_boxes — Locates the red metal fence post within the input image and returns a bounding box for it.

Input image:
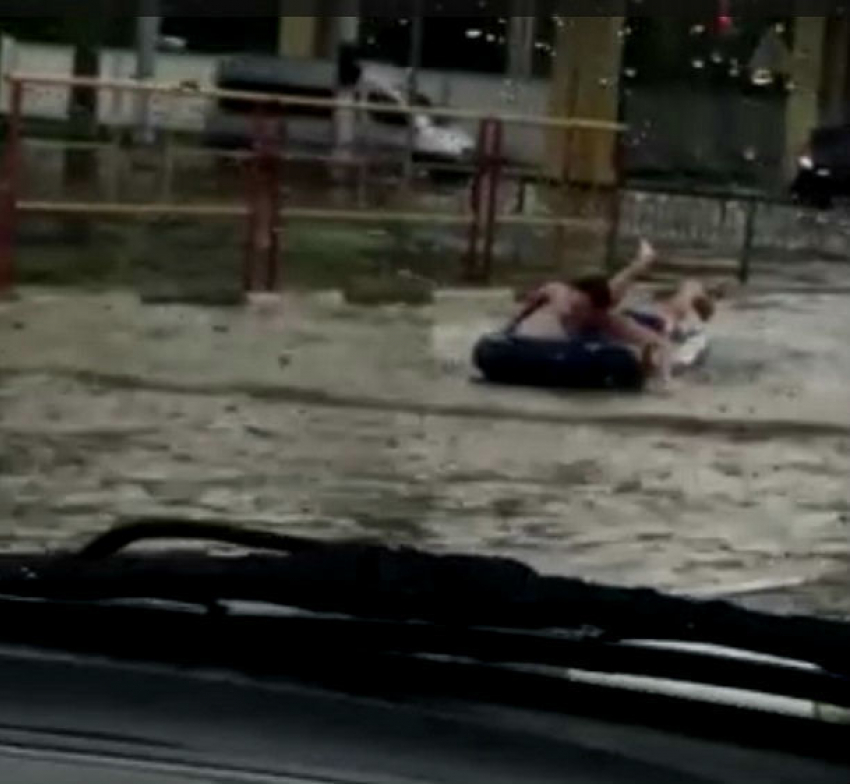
[464,119,487,282]
[0,79,24,296]
[263,117,283,293]
[243,109,261,293]
[464,117,503,283]
[244,108,283,295]
[479,119,504,283]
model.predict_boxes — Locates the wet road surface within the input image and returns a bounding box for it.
[1,282,849,618]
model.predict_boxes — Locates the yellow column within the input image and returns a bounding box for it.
[785,17,827,175]
[546,14,624,275]
[547,14,624,186]
[278,16,320,59]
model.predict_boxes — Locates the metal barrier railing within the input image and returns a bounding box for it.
[0,73,625,296]
[608,182,765,285]
[609,181,842,285]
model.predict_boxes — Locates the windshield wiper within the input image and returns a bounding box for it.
[0,519,849,709]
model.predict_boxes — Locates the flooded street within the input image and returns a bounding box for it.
[1,278,849,618]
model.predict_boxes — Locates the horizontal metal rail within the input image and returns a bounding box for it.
[6,73,626,133]
[20,137,551,181]
[17,200,608,232]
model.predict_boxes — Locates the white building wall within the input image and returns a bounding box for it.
[0,38,75,118]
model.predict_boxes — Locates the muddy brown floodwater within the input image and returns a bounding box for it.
[1,281,849,619]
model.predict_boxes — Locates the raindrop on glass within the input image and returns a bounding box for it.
[624,67,637,78]
[500,79,518,104]
[691,58,705,70]
[743,147,757,162]
[710,50,723,64]
[751,68,773,86]
[690,23,706,35]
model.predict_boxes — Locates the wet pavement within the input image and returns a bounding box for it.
[1,279,849,618]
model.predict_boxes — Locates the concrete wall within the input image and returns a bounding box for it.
[98,49,217,131]
[0,37,217,131]
[0,37,75,118]
[618,189,850,259]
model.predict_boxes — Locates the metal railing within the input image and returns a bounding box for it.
[0,73,626,296]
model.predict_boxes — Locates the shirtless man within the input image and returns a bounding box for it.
[510,239,656,339]
[509,239,676,384]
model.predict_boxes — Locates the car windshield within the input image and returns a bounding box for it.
[0,8,848,633]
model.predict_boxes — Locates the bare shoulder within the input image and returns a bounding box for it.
[539,281,568,297]
[527,282,554,301]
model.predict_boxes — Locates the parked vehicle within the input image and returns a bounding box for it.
[791,123,850,208]
[205,54,476,171]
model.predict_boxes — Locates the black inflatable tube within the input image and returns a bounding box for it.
[473,333,646,392]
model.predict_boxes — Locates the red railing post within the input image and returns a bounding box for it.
[464,119,486,281]
[244,108,282,294]
[464,117,503,283]
[0,78,24,296]
[243,108,262,293]
[264,119,284,293]
[479,119,504,283]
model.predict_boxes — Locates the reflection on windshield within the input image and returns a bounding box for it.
[0,10,848,625]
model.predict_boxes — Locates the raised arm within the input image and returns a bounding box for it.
[608,239,658,305]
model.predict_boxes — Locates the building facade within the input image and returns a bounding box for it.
[272,9,850,188]
[3,7,850,187]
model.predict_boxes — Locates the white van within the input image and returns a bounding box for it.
[205,54,475,168]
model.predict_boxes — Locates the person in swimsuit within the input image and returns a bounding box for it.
[623,279,717,340]
[509,239,676,385]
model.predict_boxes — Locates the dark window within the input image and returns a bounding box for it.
[622,11,795,89]
[359,14,507,74]
[161,14,279,55]
[0,14,134,47]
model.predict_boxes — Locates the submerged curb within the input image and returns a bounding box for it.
[2,367,848,440]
